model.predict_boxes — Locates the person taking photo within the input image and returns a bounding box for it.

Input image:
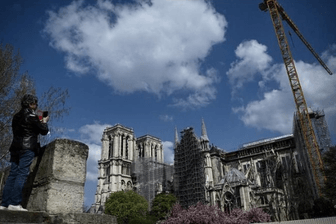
[0,94,49,211]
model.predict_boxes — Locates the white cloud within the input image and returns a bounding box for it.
[230,41,336,136]
[85,143,101,181]
[227,40,272,94]
[171,67,220,109]
[78,122,111,182]
[159,114,173,122]
[44,0,227,108]
[236,89,294,134]
[78,122,112,145]
[171,85,217,109]
[163,141,174,164]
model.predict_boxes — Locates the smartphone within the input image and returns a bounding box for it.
[43,111,49,117]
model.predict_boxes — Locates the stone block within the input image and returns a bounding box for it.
[0,210,118,224]
[0,210,52,223]
[54,213,118,224]
[27,139,89,214]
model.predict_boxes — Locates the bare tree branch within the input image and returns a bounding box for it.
[0,43,70,169]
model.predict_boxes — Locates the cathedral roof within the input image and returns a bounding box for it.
[220,168,247,184]
[241,134,293,149]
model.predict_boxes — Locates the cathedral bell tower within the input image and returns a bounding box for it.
[95,124,135,211]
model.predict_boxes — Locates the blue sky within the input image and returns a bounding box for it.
[1,0,336,207]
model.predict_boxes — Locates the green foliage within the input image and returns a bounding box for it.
[151,193,177,220]
[323,146,336,203]
[105,190,149,224]
[129,215,157,224]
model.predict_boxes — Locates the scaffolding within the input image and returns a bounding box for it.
[131,157,173,209]
[309,110,332,154]
[174,127,206,208]
[292,109,330,200]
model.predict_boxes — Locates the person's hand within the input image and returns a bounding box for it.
[42,116,50,123]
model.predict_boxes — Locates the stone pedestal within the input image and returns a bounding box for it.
[26,139,89,214]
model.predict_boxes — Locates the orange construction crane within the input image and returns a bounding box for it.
[259,0,333,197]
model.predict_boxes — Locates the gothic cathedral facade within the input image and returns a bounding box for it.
[94,124,164,212]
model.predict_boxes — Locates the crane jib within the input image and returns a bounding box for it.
[259,0,332,75]
[260,0,327,198]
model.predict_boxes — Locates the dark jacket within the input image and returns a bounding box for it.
[9,108,49,154]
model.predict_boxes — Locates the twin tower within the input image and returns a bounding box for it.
[94,124,164,212]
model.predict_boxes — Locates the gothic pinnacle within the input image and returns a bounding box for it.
[201,118,209,142]
[175,126,179,147]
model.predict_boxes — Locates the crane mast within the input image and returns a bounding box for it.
[259,0,327,197]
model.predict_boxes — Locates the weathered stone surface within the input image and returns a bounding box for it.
[27,139,89,214]
[0,210,118,224]
[0,210,52,223]
[54,213,118,224]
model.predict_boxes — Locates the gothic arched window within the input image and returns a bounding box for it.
[106,166,110,183]
[121,180,125,191]
[155,146,158,160]
[127,181,132,190]
[223,192,234,213]
[121,134,124,157]
[109,136,113,158]
[125,136,129,159]
[151,144,153,158]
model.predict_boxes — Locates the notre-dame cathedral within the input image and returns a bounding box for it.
[93,124,173,213]
[94,109,332,221]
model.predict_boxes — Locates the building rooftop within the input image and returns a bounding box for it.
[219,168,247,184]
[241,134,294,149]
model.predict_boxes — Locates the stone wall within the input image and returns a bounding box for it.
[0,210,118,224]
[23,139,89,213]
